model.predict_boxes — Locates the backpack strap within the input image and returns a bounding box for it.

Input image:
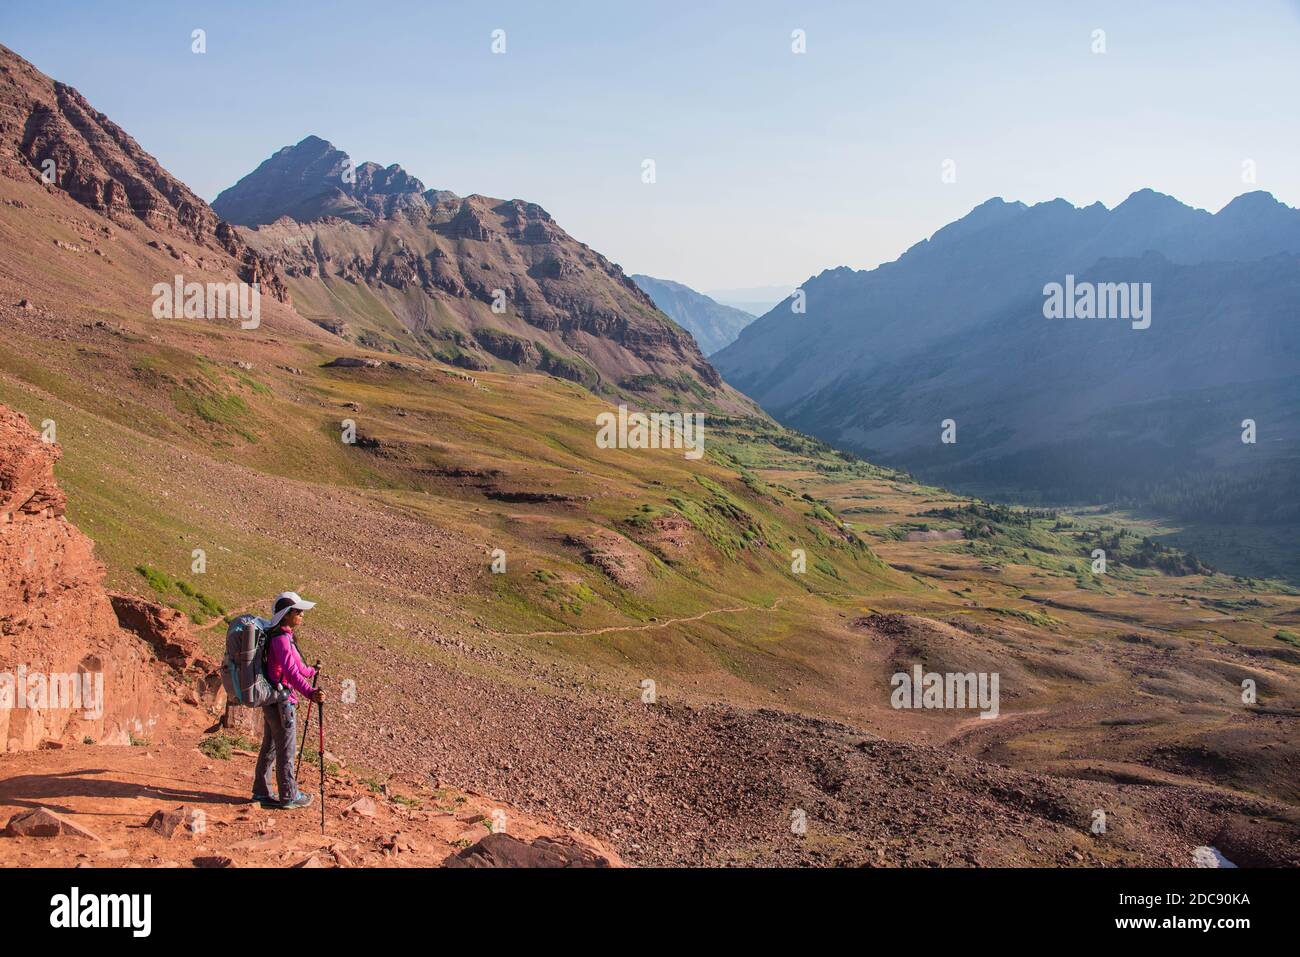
[261,624,278,671]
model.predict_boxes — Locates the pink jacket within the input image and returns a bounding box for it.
[265,627,316,705]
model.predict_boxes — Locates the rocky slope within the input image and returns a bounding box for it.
[214,136,752,413]
[631,274,756,355]
[0,42,288,303]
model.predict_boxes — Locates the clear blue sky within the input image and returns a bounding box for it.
[4,0,1299,290]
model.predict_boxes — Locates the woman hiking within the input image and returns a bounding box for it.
[252,591,323,809]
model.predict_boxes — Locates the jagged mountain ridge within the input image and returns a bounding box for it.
[714,189,1300,411]
[711,190,1300,543]
[212,134,433,227]
[215,137,751,414]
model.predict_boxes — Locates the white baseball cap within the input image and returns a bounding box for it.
[270,591,316,627]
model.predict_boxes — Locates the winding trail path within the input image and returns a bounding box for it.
[501,595,795,639]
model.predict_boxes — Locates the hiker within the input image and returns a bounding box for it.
[252,591,323,809]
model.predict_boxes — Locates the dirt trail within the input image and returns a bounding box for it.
[502,595,794,638]
[194,581,326,632]
[0,733,619,868]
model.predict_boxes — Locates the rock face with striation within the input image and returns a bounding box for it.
[0,405,221,751]
[214,136,752,414]
[212,135,430,227]
[0,42,289,303]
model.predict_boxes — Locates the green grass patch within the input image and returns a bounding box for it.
[135,564,173,594]
[199,732,260,761]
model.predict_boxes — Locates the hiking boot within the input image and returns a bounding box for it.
[251,794,280,808]
[278,791,314,809]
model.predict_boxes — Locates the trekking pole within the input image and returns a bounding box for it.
[318,697,325,835]
[297,659,321,764]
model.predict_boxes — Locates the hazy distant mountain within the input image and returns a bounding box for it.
[630,275,756,355]
[214,137,754,414]
[713,190,1300,539]
[704,284,793,316]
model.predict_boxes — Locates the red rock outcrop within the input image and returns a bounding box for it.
[0,405,220,751]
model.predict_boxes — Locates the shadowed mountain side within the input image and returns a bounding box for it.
[712,191,1300,577]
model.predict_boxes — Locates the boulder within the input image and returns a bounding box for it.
[4,807,102,841]
[323,357,383,369]
[146,805,205,839]
[441,833,611,868]
[110,593,225,708]
[109,594,199,669]
[342,796,377,819]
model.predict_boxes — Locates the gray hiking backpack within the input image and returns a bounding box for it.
[221,615,285,707]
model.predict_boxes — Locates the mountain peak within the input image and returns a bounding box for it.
[213,137,430,226]
[267,135,348,168]
[1113,188,1190,215]
[968,196,1026,217]
[291,133,336,151]
[1217,190,1288,218]
[354,161,425,196]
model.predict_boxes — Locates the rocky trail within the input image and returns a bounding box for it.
[500,596,793,638]
[0,731,618,868]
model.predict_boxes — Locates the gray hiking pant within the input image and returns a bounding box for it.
[254,698,298,800]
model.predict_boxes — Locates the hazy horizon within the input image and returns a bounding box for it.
[6,0,1298,290]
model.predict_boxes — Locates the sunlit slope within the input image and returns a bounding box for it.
[0,172,909,700]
